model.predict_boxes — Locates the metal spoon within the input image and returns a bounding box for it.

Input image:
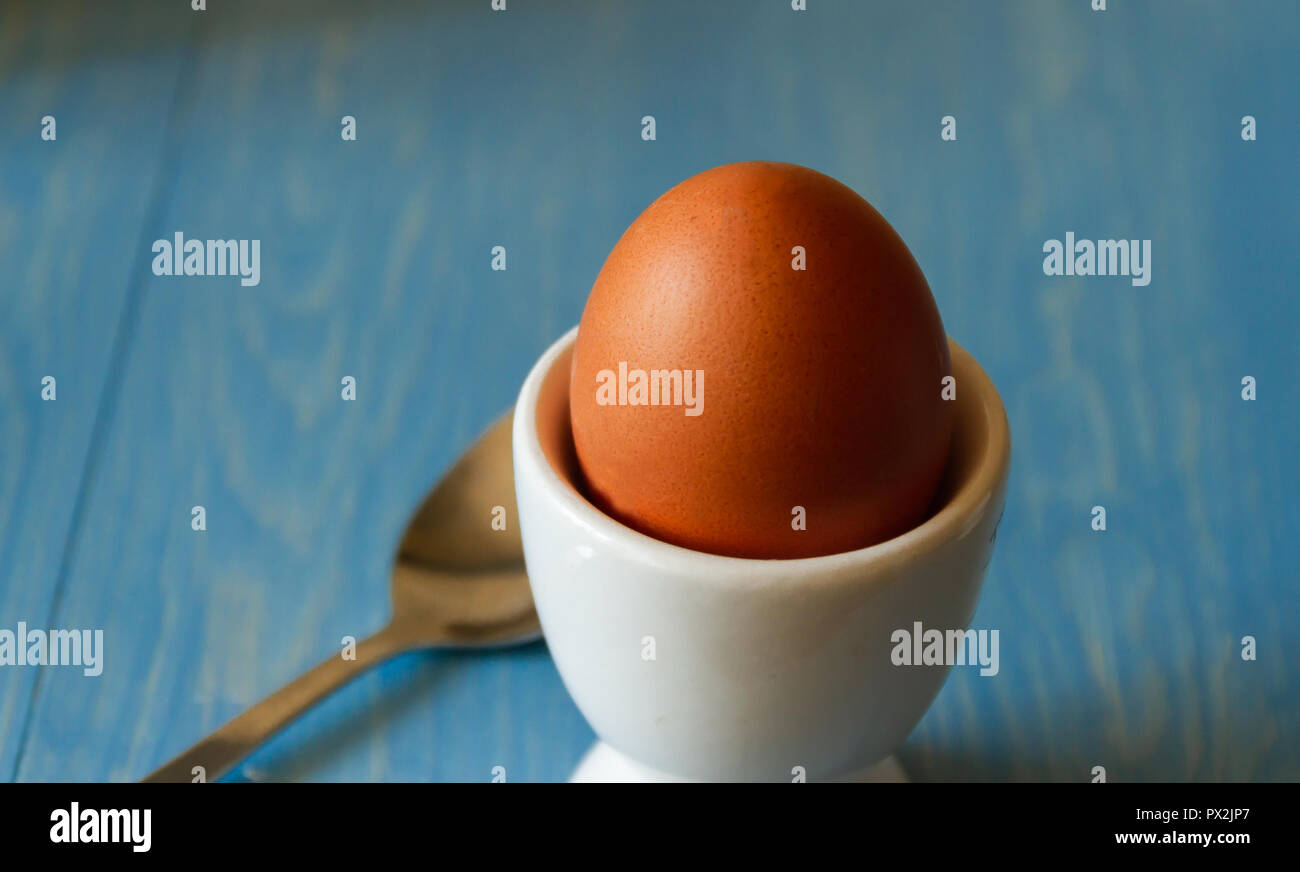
[143,411,538,782]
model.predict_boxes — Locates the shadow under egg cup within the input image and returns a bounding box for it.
[513,326,1011,782]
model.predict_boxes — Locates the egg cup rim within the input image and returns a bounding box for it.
[514,325,1011,582]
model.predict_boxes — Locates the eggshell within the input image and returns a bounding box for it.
[569,161,954,559]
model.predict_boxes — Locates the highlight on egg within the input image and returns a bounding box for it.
[569,161,955,559]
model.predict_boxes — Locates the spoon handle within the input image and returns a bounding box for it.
[142,622,417,783]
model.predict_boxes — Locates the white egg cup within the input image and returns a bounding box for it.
[513,327,1010,782]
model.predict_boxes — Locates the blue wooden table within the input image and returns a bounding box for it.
[1,0,1296,782]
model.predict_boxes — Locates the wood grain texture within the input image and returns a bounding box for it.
[5,0,1298,781]
[0,1,194,779]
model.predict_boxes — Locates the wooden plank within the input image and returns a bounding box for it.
[14,0,1300,780]
[0,1,194,778]
[16,0,597,781]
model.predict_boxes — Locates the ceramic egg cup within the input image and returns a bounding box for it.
[514,326,1011,782]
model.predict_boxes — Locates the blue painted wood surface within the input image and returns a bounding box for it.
[1,0,1296,781]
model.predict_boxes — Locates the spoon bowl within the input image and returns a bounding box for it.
[390,410,540,646]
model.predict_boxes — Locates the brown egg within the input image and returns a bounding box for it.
[569,161,953,559]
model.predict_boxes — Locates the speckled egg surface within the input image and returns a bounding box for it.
[569,161,954,559]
